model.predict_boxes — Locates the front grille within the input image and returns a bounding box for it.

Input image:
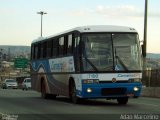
[99,81,128,83]
[101,88,126,96]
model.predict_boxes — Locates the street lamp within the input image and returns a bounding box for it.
[37,11,47,37]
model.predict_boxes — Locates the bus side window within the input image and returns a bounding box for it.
[35,44,38,59]
[52,39,59,57]
[74,36,80,71]
[64,35,68,55]
[74,36,80,50]
[59,37,64,56]
[47,40,52,58]
[43,41,47,58]
[40,43,44,59]
[67,34,73,55]
[38,43,41,59]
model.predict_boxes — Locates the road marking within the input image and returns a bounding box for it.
[130,101,159,107]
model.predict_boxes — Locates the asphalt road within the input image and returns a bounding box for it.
[0,89,159,120]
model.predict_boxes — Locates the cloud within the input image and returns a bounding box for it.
[71,10,87,16]
[69,5,143,19]
[70,8,93,17]
[95,5,143,18]
[69,5,160,19]
[149,12,160,18]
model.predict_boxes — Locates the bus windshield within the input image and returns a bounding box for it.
[82,33,142,72]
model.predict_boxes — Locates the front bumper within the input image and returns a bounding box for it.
[77,83,142,99]
[7,85,18,89]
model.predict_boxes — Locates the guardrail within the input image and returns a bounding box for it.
[141,87,160,98]
[142,69,160,87]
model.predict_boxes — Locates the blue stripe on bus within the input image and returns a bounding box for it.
[31,60,65,91]
[31,60,50,72]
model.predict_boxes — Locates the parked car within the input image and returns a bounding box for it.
[2,79,18,89]
[22,78,31,90]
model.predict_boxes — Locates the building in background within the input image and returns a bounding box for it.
[0,46,30,84]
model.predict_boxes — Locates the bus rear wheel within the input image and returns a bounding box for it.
[117,97,128,105]
[41,81,48,99]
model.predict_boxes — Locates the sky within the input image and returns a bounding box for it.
[0,0,160,53]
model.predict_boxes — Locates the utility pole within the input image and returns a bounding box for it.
[143,0,148,86]
[143,0,148,57]
[37,11,47,37]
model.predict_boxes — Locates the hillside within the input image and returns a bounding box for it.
[0,45,30,54]
[146,53,160,59]
[0,45,30,59]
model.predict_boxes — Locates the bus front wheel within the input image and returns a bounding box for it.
[70,82,79,104]
[117,97,128,105]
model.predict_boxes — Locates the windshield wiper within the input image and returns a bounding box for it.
[114,48,128,71]
[82,41,98,72]
[84,57,99,72]
[115,56,128,71]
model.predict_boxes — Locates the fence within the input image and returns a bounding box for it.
[142,69,160,87]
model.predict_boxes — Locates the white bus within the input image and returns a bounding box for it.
[31,25,142,104]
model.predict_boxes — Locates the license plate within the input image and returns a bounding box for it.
[127,94,134,97]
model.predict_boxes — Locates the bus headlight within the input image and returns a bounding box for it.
[133,87,139,92]
[87,88,92,93]
[83,79,99,84]
[129,78,141,83]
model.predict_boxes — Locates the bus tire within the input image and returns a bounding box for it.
[41,80,49,99]
[70,81,79,104]
[49,94,57,99]
[117,97,128,105]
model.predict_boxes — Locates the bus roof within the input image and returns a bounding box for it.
[32,25,137,44]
